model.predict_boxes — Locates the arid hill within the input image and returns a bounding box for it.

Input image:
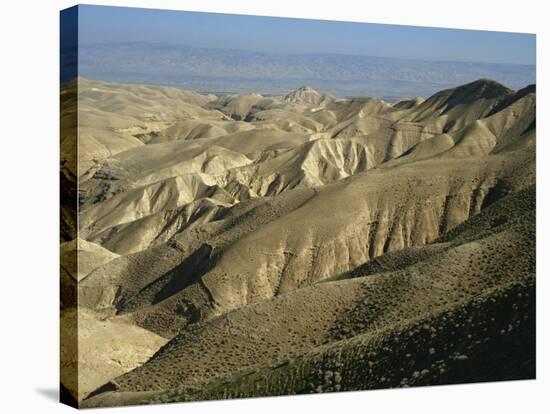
[60,78,536,406]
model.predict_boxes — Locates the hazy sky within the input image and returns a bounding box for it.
[77,5,535,65]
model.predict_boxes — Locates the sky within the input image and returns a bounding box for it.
[76,4,536,65]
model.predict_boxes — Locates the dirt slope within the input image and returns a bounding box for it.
[60,78,536,407]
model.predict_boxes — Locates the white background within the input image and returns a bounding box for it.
[0,0,548,412]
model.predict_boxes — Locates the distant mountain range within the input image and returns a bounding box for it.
[75,42,535,100]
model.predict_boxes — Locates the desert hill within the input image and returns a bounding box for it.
[60,77,536,406]
[283,85,337,106]
[83,185,535,406]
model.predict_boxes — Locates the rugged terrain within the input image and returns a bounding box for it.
[60,77,536,407]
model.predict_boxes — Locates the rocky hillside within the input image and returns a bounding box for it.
[60,77,536,406]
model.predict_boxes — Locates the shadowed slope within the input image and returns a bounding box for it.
[83,185,535,406]
[63,78,536,406]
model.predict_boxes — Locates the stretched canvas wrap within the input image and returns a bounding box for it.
[60,4,536,409]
